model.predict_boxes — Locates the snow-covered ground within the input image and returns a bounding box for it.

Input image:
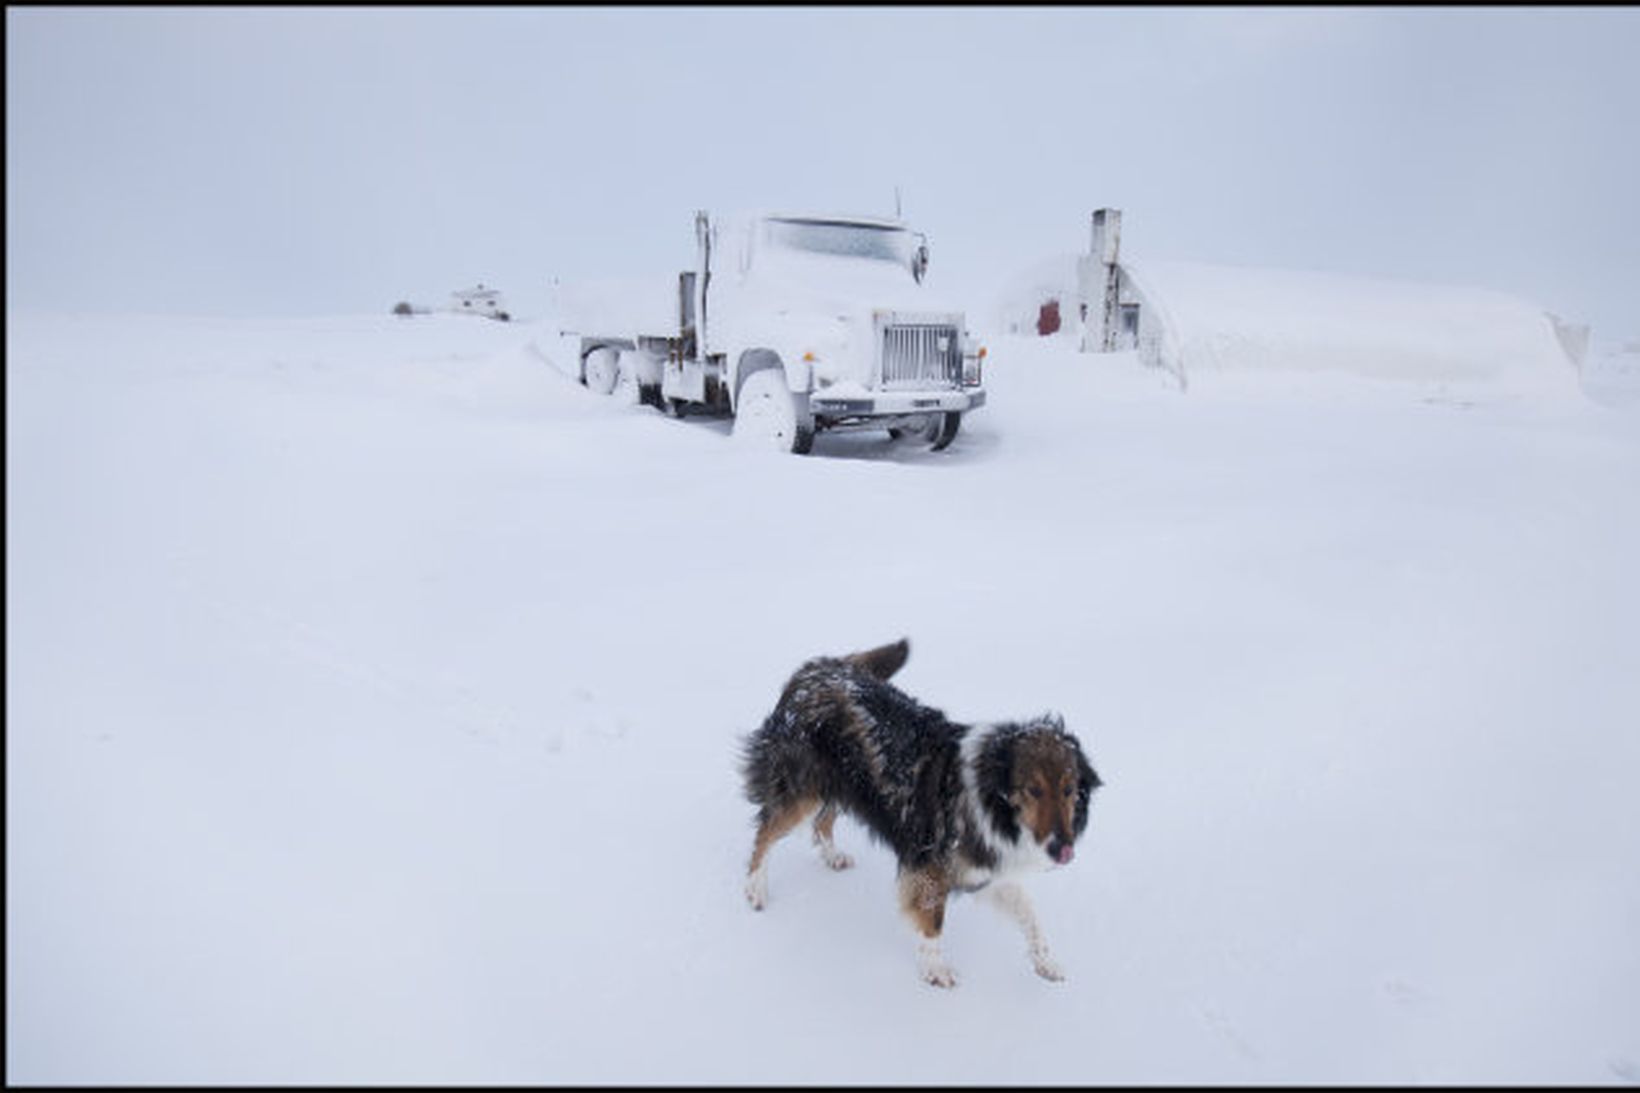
[7,310,1640,1084]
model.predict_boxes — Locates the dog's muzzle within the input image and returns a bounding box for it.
[1047,837,1074,865]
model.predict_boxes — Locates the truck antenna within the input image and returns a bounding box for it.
[894,185,902,219]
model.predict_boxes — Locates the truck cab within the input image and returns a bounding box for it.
[688,211,986,452]
[571,210,985,454]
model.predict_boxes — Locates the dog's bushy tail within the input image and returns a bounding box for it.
[848,637,910,681]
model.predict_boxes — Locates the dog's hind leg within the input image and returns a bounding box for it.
[811,802,854,871]
[983,881,1064,981]
[745,797,820,910]
[898,867,957,988]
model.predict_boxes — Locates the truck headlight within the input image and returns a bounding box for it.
[962,344,985,386]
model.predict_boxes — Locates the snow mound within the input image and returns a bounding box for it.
[1127,260,1585,400]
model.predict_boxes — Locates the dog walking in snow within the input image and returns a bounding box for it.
[740,638,1101,987]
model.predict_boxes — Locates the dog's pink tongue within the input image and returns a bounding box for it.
[1056,844,1075,865]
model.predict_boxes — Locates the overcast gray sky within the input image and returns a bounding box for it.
[7,7,1639,336]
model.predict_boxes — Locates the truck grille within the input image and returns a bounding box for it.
[881,323,962,389]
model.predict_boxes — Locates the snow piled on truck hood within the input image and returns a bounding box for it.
[734,250,967,321]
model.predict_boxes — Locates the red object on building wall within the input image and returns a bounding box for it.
[1037,298,1061,336]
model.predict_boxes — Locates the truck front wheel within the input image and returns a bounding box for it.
[927,411,962,451]
[733,369,814,454]
[891,412,962,450]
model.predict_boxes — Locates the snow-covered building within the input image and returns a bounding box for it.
[447,284,510,321]
[995,210,1588,399]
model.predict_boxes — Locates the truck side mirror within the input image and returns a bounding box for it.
[913,244,929,283]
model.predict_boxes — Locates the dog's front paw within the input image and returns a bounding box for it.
[1032,952,1065,982]
[917,942,958,988]
[820,847,854,871]
[745,873,768,911]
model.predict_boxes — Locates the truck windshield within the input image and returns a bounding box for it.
[764,218,919,270]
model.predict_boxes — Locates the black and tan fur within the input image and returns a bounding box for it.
[741,638,1102,987]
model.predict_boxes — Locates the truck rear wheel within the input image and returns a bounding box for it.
[583,346,620,395]
[733,369,814,454]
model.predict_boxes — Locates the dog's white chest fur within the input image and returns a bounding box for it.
[957,723,1058,888]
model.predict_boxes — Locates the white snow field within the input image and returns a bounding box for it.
[8,309,1640,1084]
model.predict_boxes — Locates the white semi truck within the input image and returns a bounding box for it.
[561,210,986,453]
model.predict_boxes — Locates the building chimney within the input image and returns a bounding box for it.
[1078,208,1123,353]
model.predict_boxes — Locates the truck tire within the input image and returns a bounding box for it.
[583,346,620,395]
[733,369,814,454]
[612,363,641,405]
[927,411,962,451]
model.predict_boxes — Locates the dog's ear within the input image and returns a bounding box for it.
[1072,740,1101,835]
[1076,745,1101,792]
[851,638,910,681]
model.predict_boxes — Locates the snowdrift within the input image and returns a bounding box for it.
[1127,260,1585,399]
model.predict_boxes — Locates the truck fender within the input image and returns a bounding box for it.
[580,337,635,381]
[732,348,810,411]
